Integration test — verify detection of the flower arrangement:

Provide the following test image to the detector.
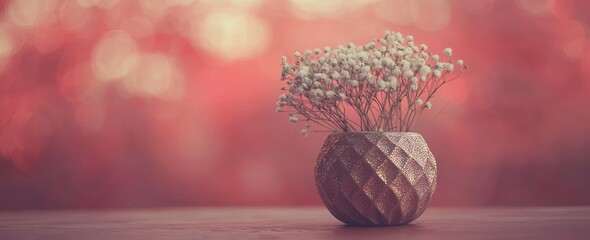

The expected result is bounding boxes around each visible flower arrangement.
[276,31,466,135]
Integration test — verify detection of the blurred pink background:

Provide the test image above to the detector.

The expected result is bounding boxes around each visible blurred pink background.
[1,0,590,210]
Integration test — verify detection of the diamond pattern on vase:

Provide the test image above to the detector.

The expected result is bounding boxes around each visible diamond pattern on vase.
[315,132,437,226]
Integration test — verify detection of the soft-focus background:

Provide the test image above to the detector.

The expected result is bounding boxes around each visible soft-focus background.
[1,0,589,210]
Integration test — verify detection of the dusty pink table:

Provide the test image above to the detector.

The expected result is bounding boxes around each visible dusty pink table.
[1,207,589,239]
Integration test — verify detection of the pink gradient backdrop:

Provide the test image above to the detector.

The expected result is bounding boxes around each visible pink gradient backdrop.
[1,0,590,209]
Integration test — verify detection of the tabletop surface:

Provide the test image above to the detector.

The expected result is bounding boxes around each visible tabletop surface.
[1,207,589,240]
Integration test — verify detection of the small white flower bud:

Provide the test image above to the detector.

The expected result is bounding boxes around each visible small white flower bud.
[324,47,331,53]
[416,99,423,105]
[314,48,321,54]
[404,70,414,78]
[406,35,414,42]
[348,59,356,66]
[410,83,418,91]
[294,51,301,58]
[373,51,381,58]
[367,75,376,84]
[387,76,398,86]
[420,52,428,60]
[420,44,428,51]
[443,48,452,57]
[404,48,413,56]
[300,128,308,137]
[314,89,324,97]
[325,90,336,98]
[425,101,432,109]
[377,80,386,90]
[433,69,441,77]
[342,71,351,80]
[445,63,454,72]
[332,71,340,79]
[457,59,464,66]
[372,59,380,68]
[351,80,359,87]
[432,54,439,61]
[289,115,299,123]
[338,92,346,99]
[330,58,338,65]
[419,65,431,75]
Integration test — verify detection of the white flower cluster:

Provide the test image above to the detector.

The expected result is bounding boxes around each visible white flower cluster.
[277,31,466,134]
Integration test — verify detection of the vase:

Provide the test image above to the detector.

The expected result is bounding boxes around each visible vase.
[315,132,437,226]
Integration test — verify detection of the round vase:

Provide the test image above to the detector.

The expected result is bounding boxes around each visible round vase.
[315,132,437,226]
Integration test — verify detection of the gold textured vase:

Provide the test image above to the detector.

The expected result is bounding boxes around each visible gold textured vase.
[315,132,437,226]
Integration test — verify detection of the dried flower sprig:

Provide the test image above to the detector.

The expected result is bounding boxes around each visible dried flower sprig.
[276,31,466,135]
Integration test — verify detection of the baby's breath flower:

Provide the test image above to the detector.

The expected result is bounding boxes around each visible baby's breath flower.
[277,30,465,134]
[331,71,340,79]
[443,48,452,57]
[377,80,387,90]
[404,70,414,78]
[419,65,431,75]
[325,90,336,99]
[433,69,442,77]
[387,76,397,84]
[445,63,454,72]
[300,128,309,137]
[313,89,324,97]
[289,115,299,123]
[420,52,428,60]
